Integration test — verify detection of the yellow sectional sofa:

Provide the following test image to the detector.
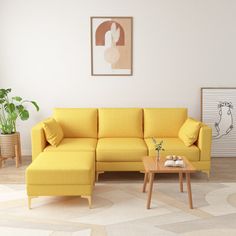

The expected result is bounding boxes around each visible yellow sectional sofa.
[27,107,212,208]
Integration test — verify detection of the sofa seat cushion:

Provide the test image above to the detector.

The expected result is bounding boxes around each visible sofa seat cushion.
[96,138,147,162]
[44,138,97,152]
[145,138,199,162]
[26,152,94,185]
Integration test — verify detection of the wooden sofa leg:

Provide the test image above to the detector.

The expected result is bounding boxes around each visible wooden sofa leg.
[28,196,38,209]
[81,195,92,208]
[28,197,32,209]
[202,170,210,179]
[96,171,104,182]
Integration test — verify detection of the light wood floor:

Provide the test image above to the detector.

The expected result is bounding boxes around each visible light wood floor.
[0,156,236,183]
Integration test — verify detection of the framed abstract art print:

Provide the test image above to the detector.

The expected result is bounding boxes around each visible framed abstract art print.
[90,16,133,76]
[201,87,236,157]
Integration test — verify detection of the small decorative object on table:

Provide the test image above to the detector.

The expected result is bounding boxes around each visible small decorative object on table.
[164,155,185,167]
[152,138,165,162]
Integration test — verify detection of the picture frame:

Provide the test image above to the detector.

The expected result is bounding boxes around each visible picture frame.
[90,16,133,76]
[201,87,236,157]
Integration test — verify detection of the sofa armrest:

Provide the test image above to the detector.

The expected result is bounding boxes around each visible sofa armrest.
[31,120,48,161]
[196,124,212,161]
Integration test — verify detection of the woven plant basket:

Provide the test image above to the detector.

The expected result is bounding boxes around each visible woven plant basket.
[0,132,19,158]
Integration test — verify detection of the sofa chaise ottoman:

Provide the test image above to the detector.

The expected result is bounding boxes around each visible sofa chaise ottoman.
[26,151,94,209]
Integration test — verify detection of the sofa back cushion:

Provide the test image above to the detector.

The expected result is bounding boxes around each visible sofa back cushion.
[98,108,143,138]
[144,108,187,138]
[53,108,97,138]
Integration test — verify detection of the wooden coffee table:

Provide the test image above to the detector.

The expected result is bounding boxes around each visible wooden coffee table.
[142,156,196,209]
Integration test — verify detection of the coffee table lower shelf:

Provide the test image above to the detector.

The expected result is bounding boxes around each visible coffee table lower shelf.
[142,156,196,209]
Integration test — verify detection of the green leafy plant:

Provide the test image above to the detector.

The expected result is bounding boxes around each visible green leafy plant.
[0,88,39,134]
[152,138,165,160]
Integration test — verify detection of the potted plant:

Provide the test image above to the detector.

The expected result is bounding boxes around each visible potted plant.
[0,88,39,167]
[152,138,165,162]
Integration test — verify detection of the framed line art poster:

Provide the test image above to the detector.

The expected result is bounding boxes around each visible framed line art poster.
[90,16,133,76]
[201,87,236,157]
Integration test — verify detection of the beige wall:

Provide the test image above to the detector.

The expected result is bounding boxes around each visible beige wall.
[0,0,236,154]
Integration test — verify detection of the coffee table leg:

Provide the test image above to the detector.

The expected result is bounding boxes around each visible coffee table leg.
[143,172,148,193]
[179,172,183,192]
[147,173,154,209]
[186,172,193,209]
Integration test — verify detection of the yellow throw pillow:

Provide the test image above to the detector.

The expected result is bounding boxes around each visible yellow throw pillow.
[178,118,201,147]
[43,118,64,147]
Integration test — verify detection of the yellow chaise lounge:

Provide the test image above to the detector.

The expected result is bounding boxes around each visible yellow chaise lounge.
[26,108,97,208]
[26,108,212,208]
[26,152,94,209]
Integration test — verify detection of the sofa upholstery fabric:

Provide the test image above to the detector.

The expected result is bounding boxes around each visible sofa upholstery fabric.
[178,118,201,147]
[96,138,147,162]
[144,108,187,138]
[53,108,97,138]
[43,118,64,147]
[44,138,97,152]
[26,152,94,185]
[145,138,200,162]
[98,108,143,138]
